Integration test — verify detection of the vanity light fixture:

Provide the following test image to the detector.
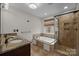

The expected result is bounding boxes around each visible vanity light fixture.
[64,6,68,9]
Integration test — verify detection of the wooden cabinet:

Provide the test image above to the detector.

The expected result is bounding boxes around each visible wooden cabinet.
[0,43,31,56]
[58,11,79,49]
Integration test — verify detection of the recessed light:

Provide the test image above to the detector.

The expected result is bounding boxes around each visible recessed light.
[64,6,68,9]
[4,3,9,9]
[44,13,47,15]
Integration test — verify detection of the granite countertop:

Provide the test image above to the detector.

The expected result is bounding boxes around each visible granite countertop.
[0,39,31,54]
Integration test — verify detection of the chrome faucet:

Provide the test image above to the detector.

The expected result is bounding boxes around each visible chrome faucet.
[4,35,9,47]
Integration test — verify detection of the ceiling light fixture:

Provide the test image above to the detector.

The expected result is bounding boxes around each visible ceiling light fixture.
[26,3,40,9]
[44,13,47,15]
[4,3,9,9]
[29,4,37,9]
[64,6,68,9]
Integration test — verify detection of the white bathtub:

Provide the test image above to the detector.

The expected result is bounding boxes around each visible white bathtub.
[33,36,57,51]
[38,36,57,45]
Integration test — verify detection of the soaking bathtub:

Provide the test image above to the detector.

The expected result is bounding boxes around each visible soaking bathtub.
[33,36,57,51]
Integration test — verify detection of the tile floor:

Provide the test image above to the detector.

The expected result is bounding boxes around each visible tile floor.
[31,44,63,56]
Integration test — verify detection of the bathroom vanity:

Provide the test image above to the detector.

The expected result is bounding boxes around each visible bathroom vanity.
[0,43,30,56]
[0,33,31,56]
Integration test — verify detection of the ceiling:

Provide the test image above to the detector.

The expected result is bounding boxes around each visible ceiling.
[3,3,78,19]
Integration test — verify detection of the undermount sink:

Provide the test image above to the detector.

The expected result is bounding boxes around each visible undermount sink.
[5,36,23,44]
[9,40,23,44]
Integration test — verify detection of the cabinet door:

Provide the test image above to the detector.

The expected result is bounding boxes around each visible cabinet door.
[58,13,75,48]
